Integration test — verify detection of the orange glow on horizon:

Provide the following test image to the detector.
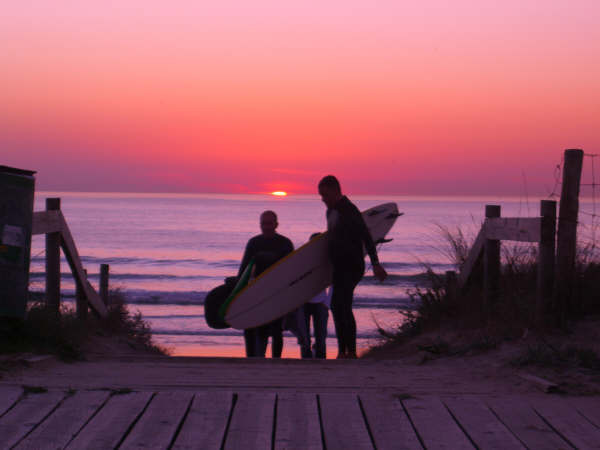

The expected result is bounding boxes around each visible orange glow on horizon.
[271,191,288,197]
[2,2,599,195]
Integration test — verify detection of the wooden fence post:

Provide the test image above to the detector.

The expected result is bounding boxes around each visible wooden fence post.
[555,149,584,323]
[76,269,88,321]
[100,264,109,306]
[536,200,556,326]
[484,205,501,319]
[45,198,61,314]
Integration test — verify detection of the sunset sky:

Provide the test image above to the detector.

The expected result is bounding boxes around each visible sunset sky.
[2,1,599,195]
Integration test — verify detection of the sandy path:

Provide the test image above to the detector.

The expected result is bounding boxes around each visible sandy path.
[2,352,541,396]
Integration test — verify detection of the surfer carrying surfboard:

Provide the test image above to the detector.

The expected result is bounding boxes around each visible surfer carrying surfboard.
[237,210,294,357]
[318,175,388,359]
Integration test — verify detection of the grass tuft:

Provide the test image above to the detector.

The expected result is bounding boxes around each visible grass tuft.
[0,289,166,360]
[99,289,166,355]
[511,342,600,371]
[365,223,600,358]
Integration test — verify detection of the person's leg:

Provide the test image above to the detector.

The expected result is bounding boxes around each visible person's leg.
[257,325,268,357]
[295,306,312,359]
[329,282,347,357]
[344,298,357,357]
[244,328,256,357]
[337,282,354,357]
[283,309,302,356]
[271,331,283,358]
[345,265,364,358]
[301,304,314,358]
[313,304,329,359]
[332,263,363,358]
[303,304,312,340]
[270,318,283,358]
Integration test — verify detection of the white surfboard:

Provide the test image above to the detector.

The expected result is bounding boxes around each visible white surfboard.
[224,202,401,330]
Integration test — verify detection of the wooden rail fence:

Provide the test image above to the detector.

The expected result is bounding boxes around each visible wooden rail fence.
[454,149,584,325]
[454,200,556,323]
[32,198,108,318]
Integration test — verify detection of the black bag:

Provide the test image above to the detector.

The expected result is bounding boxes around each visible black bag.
[203,277,237,329]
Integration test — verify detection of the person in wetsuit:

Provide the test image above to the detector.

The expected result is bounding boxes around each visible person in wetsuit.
[304,232,331,359]
[317,175,387,359]
[238,210,294,357]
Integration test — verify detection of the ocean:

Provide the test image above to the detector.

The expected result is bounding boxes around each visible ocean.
[28,192,597,358]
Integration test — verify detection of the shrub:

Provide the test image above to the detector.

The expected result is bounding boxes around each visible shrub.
[369,223,600,355]
[0,289,166,360]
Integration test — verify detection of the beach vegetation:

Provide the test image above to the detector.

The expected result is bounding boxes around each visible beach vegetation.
[365,224,600,358]
[511,342,600,372]
[0,289,167,361]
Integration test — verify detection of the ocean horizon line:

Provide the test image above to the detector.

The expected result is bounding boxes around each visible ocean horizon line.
[33,190,578,203]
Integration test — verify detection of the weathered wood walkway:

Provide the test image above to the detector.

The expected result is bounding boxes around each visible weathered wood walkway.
[1,386,600,449]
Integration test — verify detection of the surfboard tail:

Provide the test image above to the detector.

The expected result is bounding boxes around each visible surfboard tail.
[218,259,255,321]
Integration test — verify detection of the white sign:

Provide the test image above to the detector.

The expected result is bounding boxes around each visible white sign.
[2,225,25,247]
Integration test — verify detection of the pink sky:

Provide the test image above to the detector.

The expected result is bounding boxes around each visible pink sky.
[2,1,599,195]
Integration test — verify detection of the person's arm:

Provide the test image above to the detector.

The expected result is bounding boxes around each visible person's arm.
[354,207,387,282]
[353,207,379,265]
[237,239,254,278]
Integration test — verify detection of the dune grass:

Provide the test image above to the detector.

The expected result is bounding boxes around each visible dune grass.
[0,289,166,361]
[366,224,600,357]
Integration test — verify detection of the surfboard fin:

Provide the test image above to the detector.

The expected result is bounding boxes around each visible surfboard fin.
[386,212,404,219]
[375,238,393,244]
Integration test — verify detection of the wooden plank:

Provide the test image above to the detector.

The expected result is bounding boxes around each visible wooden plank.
[319,393,372,450]
[32,210,62,235]
[99,263,109,305]
[120,391,192,450]
[536,200,557,325]
[0,386,22,417]
[359,394,421,450]
[15,390,109,450]
[0,391,65,449]
[46,199,62,313]
[484,205,501,316]
[484,217,541,242]
[275,393,322,450]
[458,227,485,288]
[443,397,524,449]
[171,391,233,450]
[58,212,108,317]
[486,397,570,449]
[66,391,153,449]
[532,397,600,449]
[76,268,88,321]
[403,397,473,449]
[555,148,584,323]
[570,397,600,429]
[225,392,276,450]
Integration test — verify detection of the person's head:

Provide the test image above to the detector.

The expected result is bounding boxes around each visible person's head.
[318,175,342,209]
[260,210,278,237]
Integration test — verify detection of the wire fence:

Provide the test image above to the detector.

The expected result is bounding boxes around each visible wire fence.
[548,151,599,259]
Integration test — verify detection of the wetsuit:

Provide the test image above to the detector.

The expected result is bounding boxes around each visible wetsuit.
[238,233,294,357]
[326,196,379,356]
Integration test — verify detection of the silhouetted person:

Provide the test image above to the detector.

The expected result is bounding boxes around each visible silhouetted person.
[318,175,387,358]
[238,210,293,357]
[304,232,331,359]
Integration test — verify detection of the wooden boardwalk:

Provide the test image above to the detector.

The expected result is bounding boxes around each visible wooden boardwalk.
[1,386,600,449]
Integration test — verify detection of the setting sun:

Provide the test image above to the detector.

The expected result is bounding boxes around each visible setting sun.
[271,191,288,197]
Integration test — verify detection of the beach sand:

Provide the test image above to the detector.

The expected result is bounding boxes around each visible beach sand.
[2,321,599,397]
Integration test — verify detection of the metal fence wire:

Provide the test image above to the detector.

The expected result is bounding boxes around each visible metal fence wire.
[548,152,599,256]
